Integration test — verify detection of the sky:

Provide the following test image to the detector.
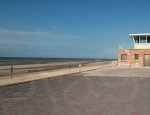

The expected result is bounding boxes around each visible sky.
[0,0,150,59]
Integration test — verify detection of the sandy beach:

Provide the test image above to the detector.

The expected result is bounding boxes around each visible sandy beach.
[0,59,113,78]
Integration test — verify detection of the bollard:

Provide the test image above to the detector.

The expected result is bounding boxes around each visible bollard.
[11,66,13,78]
[79,64,82,72]
[26,66,28,73]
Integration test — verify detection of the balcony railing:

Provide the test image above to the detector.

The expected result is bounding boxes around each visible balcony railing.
[118,44,133,50]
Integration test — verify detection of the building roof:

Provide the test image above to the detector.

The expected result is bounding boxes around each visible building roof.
[129,33,150,37]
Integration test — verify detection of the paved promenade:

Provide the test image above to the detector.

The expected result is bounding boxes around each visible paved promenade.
[0,67,150,115]
[83,66,150,77]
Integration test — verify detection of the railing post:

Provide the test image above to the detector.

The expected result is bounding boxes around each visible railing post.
[11,66,13,79]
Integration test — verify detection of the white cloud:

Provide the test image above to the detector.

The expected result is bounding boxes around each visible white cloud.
[0,28,84,49]
[0,28,82,41]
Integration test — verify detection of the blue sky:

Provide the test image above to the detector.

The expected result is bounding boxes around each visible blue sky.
[0,0,150,58]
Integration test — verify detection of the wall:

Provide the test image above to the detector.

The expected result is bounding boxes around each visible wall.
[134,44,150,49]
[118,49,150,67]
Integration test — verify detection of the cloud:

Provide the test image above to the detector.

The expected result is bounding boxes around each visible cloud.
[0,28,116,58]
[0,28,84,50]
[0,29,88,57]
[0,28,81,41]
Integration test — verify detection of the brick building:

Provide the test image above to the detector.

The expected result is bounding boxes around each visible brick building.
[118,33,150,67]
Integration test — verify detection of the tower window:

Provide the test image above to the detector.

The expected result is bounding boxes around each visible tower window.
[140,36,146,43]
[134,36,139,43]
[147,36,150,43]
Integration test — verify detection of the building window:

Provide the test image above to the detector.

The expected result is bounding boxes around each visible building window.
[147,36,150,43]
[121,54,128,60]
[140,36,146,43]
[134,36,139,43]
[135,54,139,60]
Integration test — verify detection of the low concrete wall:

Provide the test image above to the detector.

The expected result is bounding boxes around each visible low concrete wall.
[112,60,118,66]
[0,61,117,87]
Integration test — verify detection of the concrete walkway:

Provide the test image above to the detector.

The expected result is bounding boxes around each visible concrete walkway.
[1,65,150,115]
[0,63,115,87]
[83,66,150,77]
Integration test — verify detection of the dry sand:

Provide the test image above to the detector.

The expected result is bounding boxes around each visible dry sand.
[0,61,115,87]
[0,60,113,78]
